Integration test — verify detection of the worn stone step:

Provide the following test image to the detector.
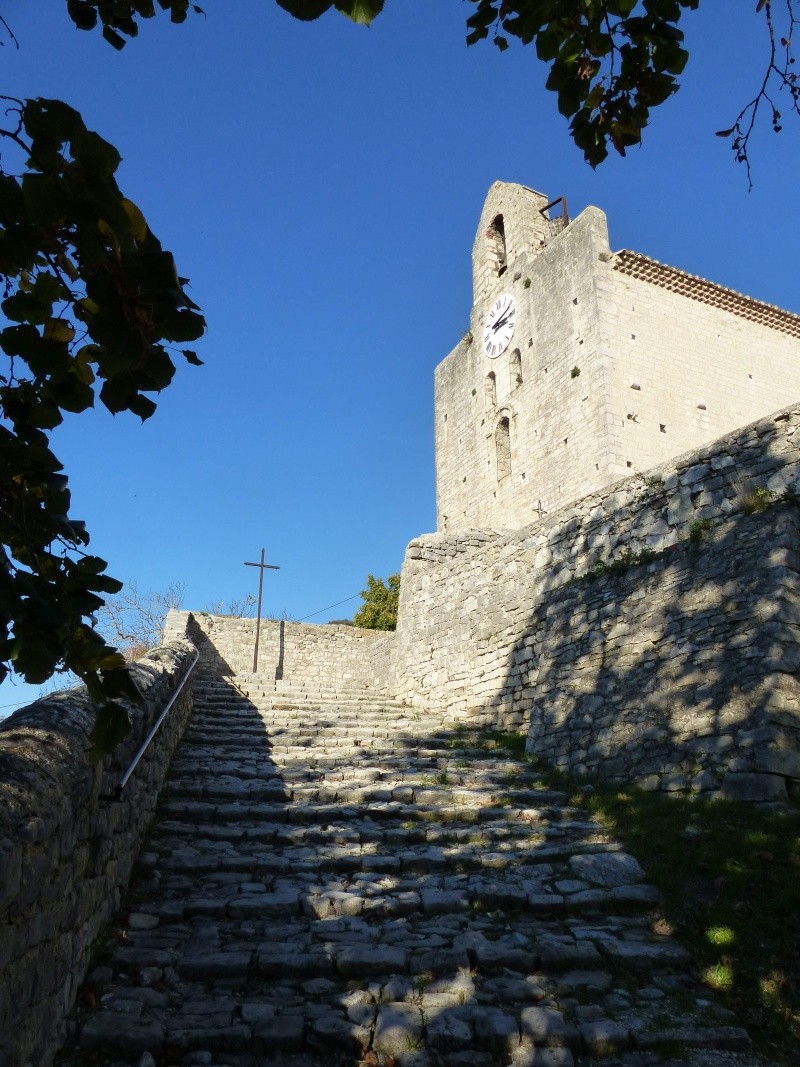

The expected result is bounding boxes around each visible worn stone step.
[193,695,412,712]
[107,916,686,983]
[155,802,591,838]
[151,813,606,842]
[60,679,755,1067]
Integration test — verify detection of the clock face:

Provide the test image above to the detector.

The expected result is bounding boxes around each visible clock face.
[483,293,517,359]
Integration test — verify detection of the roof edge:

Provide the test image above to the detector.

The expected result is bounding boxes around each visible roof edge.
[612,250,800,340]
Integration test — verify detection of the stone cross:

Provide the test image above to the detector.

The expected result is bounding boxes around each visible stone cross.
[244,547,280,672]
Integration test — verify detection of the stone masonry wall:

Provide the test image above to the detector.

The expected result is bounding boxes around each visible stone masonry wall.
[600,258,800,486]
[0,640,196,1067]
[470,182,552,306]
[393,403,800,801]
[164,611,393,694]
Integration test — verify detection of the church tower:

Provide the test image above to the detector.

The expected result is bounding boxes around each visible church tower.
[434,181,616,531]
[434,181,800,532]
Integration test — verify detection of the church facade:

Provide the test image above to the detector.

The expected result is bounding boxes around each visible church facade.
[435,182,800,531]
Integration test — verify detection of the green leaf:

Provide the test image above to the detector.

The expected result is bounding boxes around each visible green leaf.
[0,96,205,704]
[276,0,332,20]
[127,393,158,420]
[535,24,562,62]
[139,347,176,391]
[71,129,122,178]
[181,348,203,366]
[585,83,605,111]
[21,174,66,228]
[23,98,82,145]
[3,291,52,326]
[1,324,44,360]
[102,25,127,49]
[162,309,205,342]
[334,0,384,26]
[122,198,149,242]
[44,318,76,344]
[66,0,98,30]
[10,637,58,684]
[88,701,132,760]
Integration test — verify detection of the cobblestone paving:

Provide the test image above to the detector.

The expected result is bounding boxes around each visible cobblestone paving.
[59,676,770,1067]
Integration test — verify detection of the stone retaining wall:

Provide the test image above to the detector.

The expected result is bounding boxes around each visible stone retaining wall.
[164,611,393,694]
[0,640,196,1067]
[392,403,800,800]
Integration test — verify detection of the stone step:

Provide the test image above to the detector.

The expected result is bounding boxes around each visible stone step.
[129,868,659,924]
[193,690,410,709]
[140,838,628,879]
[167,750,531,771]
[75,961,751,1067]
[179,725,460,742]
[157,797,587,829]
[152,813,605,842]
[107,919,688,982]
[60,680,754,1067]
[161,775,570,807]
[188,699,434,716]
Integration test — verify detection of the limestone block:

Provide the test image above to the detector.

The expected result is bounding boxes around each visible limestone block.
[471,1006,521,1051]
[568,852,645,888]
[427,1009,473,1050]
[373,1004,423,1055]
[579,1020,631,1056]
[721,772,788,801]
[519,1007,579,1048]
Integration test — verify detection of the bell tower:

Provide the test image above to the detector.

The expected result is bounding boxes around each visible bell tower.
[470,182,554,308]
[435,181,800,535]
[434,181,612,533]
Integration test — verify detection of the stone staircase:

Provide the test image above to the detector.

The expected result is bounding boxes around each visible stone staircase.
[58,674,757,1067]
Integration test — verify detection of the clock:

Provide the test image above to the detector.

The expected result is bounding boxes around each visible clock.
[483,293,517,359]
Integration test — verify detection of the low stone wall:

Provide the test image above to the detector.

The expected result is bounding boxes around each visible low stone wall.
[392,403,800,799]
[165,611,394,694]
[0,640,196,1067]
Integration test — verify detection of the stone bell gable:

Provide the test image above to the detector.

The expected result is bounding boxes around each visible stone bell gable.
[435,182,800,532]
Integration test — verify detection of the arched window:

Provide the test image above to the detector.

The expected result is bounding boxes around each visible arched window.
[486,214,507,276]
[510,349,522,389]
[484,371,497,410]
[495,416,511,480]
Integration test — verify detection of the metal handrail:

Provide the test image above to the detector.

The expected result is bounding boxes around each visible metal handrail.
[106,645,199,799]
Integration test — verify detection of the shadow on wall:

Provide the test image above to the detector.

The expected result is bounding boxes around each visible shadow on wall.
[186,613,239,677]
[503,494,800,803]
[276,619,285,681]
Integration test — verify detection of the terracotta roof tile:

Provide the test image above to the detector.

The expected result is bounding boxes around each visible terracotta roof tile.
[612,250,800,340]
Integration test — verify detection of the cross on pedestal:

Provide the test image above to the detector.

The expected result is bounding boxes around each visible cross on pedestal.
[244,547,280,672]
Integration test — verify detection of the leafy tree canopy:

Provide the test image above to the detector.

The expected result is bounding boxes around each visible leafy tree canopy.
[289,0,800,174]
[353,573,400,631]
[65,1,800,176]
[0,94,204,737]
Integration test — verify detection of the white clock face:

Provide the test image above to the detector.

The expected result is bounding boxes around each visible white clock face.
[483,293,517,359]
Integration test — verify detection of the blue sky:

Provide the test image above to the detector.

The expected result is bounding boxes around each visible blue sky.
[2,1,799,713]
